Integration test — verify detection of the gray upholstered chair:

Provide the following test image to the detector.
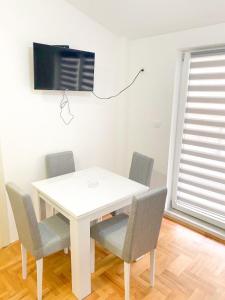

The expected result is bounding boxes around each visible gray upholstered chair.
[45,151,75,178]
[113,152,154,216]
[129,152,154,187]
[45,151,75,254]
[91,187,167,300]
[6,183,70,300]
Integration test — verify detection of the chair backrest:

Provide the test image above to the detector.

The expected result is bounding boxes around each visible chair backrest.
[5,183,42,255]
[45,151,75,178]
[129,152,154,187]
[122,187,167,263]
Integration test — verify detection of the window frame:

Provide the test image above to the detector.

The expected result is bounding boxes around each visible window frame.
[168,48,225,230]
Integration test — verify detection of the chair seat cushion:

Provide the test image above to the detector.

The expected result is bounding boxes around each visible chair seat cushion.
[91,214,128,259]
[39,213,70,258]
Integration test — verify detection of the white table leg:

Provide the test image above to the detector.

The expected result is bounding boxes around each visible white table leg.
[33,190,54,220]
[39,198,46,220]
[70,218,91,300]
[90,238,95,273]
[32,188,46,221]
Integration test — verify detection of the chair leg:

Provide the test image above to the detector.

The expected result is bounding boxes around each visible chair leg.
[90,238,95,273]
[135,255,144,262]
[64,248,69,254]
[21,244,27,279]
[124,262,130,300]
[97,216,102,222]
[150,249,156,287]
[36,258,43,300]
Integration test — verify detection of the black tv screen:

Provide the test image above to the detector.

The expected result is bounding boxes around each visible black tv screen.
[33,43,95,91]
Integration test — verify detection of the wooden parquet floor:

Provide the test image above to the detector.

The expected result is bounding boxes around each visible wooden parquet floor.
[0,218,225,299]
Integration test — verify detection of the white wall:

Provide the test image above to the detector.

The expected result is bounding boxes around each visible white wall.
[0,0,128,242]
[3,1,225,243]
[127,23,225,188]
[0,142,9,247]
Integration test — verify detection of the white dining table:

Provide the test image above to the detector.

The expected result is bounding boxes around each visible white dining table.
[32,167,149,300]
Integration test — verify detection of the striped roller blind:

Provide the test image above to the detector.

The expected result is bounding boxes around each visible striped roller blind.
[175,49,225,228]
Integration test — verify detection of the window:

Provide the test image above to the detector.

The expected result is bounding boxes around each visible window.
[171,48,225,229]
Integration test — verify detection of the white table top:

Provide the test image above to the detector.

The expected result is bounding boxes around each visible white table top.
[32,167,149,219]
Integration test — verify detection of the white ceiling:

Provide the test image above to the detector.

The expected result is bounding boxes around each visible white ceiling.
[67,0,225,39]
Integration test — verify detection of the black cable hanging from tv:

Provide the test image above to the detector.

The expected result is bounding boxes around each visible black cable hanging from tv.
[92,68,144,100]
[60,68,144,125]
[60,90,74,125]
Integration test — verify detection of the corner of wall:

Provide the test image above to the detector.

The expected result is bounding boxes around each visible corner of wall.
[0,145,10,248]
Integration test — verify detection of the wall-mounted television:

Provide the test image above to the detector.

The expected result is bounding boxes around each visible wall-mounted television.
[33,43,95,91]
